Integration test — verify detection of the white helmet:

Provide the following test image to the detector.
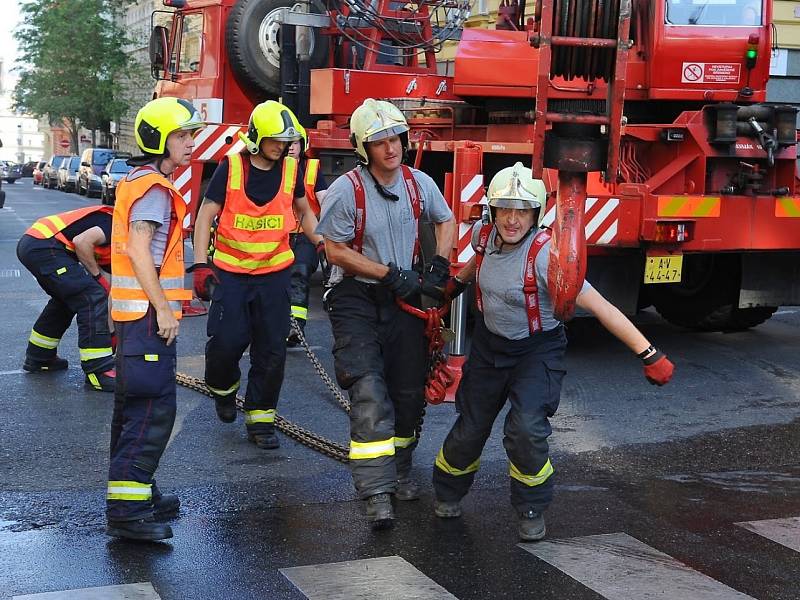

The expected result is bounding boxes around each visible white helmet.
[349,98,409,164]
[487,162,547,227]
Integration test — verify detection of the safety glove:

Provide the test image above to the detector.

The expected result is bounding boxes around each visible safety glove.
[316,241,332,285]
[421,255,451,300]
[186,263,219,301]
[93,272,111,294]
[381,262,422,300]
[442,276,468,302]
[641,347,674,386]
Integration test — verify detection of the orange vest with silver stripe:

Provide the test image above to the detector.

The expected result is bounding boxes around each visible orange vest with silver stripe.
[293,158,321,233]
[110,170,191,322]
[213,153,297,275]
[25,205,114,267]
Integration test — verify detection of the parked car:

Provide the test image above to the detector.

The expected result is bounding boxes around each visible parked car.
[77,148,130,197]
[32,160,46,185]
[1,162,22,183]
[22,161,38,177]
[100,158,132,205]
[42,155,70,189]
[57,155,81,192]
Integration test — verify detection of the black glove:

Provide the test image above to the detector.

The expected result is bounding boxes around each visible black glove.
[316,241,332,284]
[381,262,422,299]
[421,255,451,300]
[443,276,468,302]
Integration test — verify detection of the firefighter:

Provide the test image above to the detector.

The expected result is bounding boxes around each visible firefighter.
[191,100,321,450]
[432,163,675,541]
[286,123,329,346]
[316,98,456,530]
[17,205,116,391]
[105,97,202,541]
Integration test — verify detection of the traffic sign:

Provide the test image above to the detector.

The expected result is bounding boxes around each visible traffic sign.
[58,139,70,149]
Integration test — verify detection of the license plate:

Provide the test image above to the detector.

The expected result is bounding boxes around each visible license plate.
[644,255,682,284]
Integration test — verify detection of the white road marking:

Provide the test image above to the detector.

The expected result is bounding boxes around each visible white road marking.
[13,582,161,599]
[520,532,754,599]
[280,556,458,600]
[735,517,800,553]
[774,310,798,316]
[0,369,25,375]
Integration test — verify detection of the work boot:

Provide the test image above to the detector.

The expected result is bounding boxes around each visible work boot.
[433,499,462,518]
[213,392,237,423]
[23,355,68,373]
[85,369,115,392]
[366,493,394,530]
[153,493,180,520]
[106,517,173,541]
[395,478,420,501]
[518,509,546,542]
[247,430,280,449]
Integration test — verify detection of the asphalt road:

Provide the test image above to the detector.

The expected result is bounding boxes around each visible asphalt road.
[1,178,798,600]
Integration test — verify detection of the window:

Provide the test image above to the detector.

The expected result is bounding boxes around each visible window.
[93,150,115,166]
[179,13,203,73]
[665,0,762,26]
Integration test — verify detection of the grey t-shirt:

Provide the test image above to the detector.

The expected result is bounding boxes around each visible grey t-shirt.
[472,222,593,339]
[127,166,172,267]
[316,166,453,284]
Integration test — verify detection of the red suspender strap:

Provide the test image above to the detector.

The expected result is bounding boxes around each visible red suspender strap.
[473,223,493,313]
[344,169,366,254]
[400,165,422,267]
[523,230,551,334]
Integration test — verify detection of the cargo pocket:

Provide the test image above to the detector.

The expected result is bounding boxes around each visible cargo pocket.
[120,352,177,398]
[543,359,566,417]
[206,284,226,338]
[40,260,92,298]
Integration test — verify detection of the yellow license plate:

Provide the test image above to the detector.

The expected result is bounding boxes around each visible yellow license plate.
[644,255,683,284]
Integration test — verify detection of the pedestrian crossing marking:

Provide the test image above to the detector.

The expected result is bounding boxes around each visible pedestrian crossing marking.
[735,517,800,553]
[520,532,754,599]
[13,582,160,600]
[280,555,458,600]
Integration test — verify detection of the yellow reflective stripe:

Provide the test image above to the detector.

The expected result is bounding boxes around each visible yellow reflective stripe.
[244,409,276,425]
[216,234,280,254]
[30,222,55,238]
[305,159,319,185]
[435,448,480,476]
[394,435,416,449]
[29,329,60,349]
[79,347,113,361]
[229,153,242,190]
[207,380,240,396]
[283,157,297,195]
[509,459,554,487]
[776,197,800,217]
[213,249,294,270]
[46,215,67,230]
[291,305,308,319]
[107,480,152,501]
[349,438,396,460]
[144,354,159,362]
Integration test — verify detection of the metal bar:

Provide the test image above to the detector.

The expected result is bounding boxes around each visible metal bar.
[449,295,468,356]
[546,112,610,125]
[551,35,617,48]
[606,0,632,182]
[532,0,555,178]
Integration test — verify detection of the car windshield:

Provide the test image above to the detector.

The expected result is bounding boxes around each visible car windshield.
[69,157,80,169]
[665,0,762,26]
[37,161,46,168]
[110,160,130,173]
[93,150,115,165]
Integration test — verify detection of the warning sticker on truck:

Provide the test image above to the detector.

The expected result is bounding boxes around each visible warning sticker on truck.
[681,62,741,84]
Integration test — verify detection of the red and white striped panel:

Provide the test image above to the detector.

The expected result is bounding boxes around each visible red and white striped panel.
[456,173,487,264]
[173,123,247,227]
[541,196,619,245]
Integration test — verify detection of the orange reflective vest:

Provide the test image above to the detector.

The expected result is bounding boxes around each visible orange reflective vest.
[292,158,321,233]
[110,169,191,322]
[25,205,114,267]
[213,153,297,275]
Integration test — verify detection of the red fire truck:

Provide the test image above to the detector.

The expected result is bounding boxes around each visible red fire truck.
[150,0,799,336]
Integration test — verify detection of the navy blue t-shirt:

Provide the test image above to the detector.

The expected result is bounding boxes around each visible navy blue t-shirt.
[204,155,325,207]
[61,212,112,246]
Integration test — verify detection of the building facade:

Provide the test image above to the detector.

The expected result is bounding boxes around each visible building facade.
[0,60,44,164]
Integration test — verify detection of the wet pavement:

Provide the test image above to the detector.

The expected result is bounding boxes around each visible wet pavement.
[1,179,798,599]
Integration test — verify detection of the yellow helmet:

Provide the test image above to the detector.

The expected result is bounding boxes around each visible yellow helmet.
[238,100,302,155]
[349,98,409,164]
[487,162,547,227]
[135,97,205,155]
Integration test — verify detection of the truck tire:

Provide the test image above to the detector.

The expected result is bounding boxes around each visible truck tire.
[226,0,329,96]
[652,254,777,332]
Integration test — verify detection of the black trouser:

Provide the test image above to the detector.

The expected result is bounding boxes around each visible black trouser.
[433,319,567,513]
[327,277,427,499]
[204,267,292,434]
[16,235,113,374]
[107,306,177,521]
[288,233,319,328]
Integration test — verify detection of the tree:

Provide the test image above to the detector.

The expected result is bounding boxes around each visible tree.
[13,0,133,153]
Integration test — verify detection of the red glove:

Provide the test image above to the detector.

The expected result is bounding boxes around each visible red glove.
[94,272,111,294]
[642,350,674,386]
[188,263,218,301]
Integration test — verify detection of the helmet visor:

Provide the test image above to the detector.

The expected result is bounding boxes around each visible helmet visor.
[363,124,409,143]
[488,197,542,211]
